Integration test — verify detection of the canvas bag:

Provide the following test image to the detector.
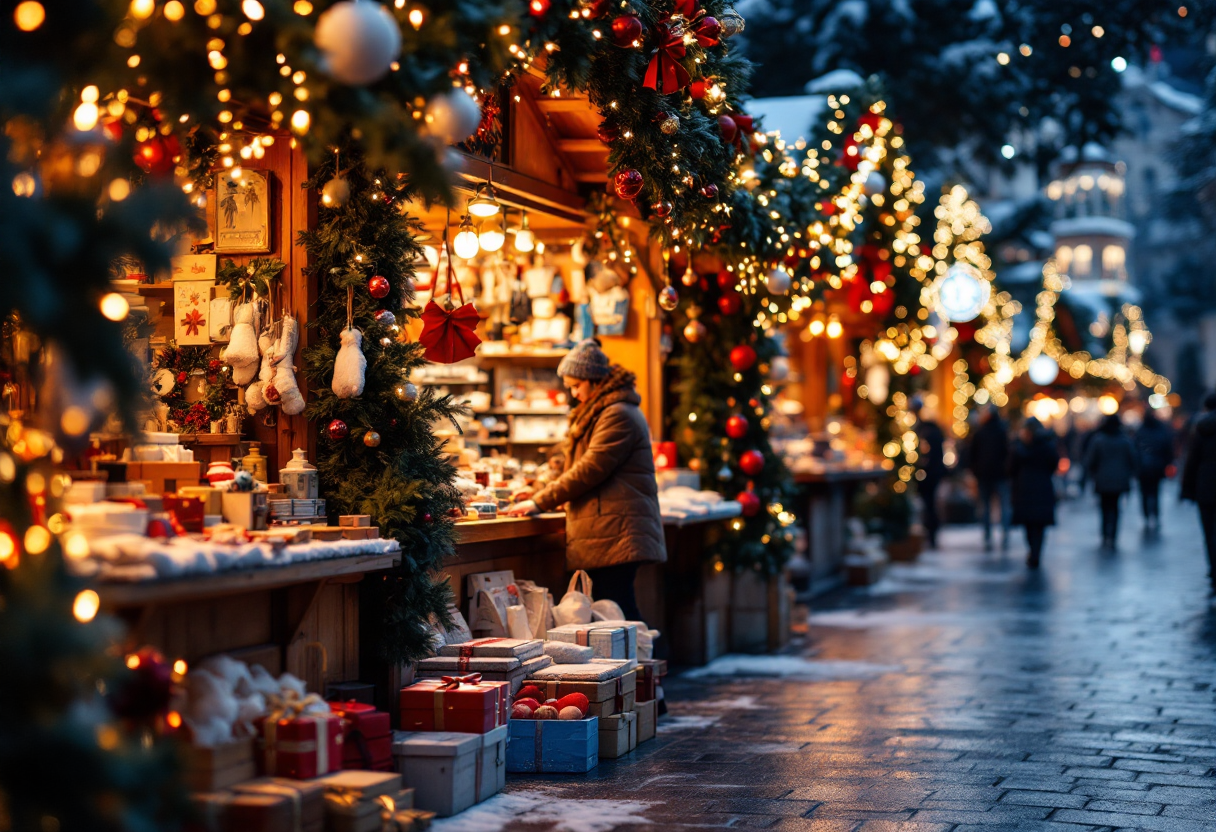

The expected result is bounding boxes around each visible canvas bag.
[552,570,594,626]
[514,579,554,639]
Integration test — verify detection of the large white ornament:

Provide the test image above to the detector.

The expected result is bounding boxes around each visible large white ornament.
[1028,354,1059,386]
[314,0,401,86]
[931,263,990,323]
[863,171,886,195]
[765,267,792,295]
[864,363,890,404]
[425,89,482,145]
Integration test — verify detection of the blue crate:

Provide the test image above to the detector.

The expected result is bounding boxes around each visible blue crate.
[506,717,599,774]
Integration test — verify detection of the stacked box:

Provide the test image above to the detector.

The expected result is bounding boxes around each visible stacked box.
[505,718,599,774]
[546,624,632,660]
[316,770,403,832]
[331,701,393,771]
[414,654,552,696]
[258,713,343,779]
[635,698,657,744]
[598,711,637,759]
[181,738,256,791]
[390,731,480,817]
[399,677,510,734]
[188,781,324,832]
[637,659,667,703]
[525,663,636,717]
[231,779,325,832]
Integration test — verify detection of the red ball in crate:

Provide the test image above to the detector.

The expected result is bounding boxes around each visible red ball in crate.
[326,419,349,441]
[109,647,174,721]
[725,414,749,439]
[739,449,765,476]
[717,292,741,316]
[736,490,761,517]
[368,275,390,299]
[518,685,545,702]
[729,344,757,372]
[555,692,589,713]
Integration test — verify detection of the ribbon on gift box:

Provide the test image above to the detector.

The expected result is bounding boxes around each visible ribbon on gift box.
[430,675,502,731]
[438,673,483,689]
[457,638,506,658]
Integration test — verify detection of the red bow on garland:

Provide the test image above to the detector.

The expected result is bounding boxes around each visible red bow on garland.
[420,228,483,364]
[643,18,691,93]
[731,112,755,150]
[439,673,483,689]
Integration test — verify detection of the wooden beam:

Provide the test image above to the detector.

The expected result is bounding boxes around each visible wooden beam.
[574,171,608,183]
[536,98,591,113]
[557,139,608,153]
[454,153,588,224]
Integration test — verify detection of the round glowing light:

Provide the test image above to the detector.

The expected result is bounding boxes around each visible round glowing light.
[1001,144,1016,159]
[478,219,505,253]
[453,225,480,259]
[1148,393,1168,409]
[242,0,265,19]
[173,659,188,675]
[514,227,535,253]
[63,532,90,560]
[14,1,46,30]
[407,7,423,27]
[1098,395,1119,416]
[164,0,185,20]
[931,263,990,323]
[73,102,100,132]
[826,316,843,339]
[24,525,50,554]
[290,109,310,133]
[100,292,130,321]
[0,532,15,564]
[1111,56,1127,72]
[129,0,155,19]
[808,319,825,337]
[1028,354,1059,386]
[73,589,100,623]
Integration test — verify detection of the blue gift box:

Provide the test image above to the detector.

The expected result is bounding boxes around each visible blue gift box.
[506,718,599,774]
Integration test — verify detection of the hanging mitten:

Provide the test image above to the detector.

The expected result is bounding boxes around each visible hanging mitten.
[273,314,304,416]
[331,327,366,399]
[222,303,260,386]
[245,324,276,412]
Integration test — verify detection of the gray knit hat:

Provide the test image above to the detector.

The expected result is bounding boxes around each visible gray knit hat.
[557,338,610,381]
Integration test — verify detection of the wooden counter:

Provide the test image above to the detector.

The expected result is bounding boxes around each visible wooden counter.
[791,463,887,592]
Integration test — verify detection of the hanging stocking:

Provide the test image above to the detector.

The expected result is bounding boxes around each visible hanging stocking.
[222,302,260,386]
[245,321,277,413]
[332,287,366,399]
[272,313,305,416]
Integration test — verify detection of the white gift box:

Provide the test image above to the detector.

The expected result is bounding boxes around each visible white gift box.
[527,659,631,682]
[391,731,481,817]
[437,638,544,661]
[587,620,642,660]
[547,623,630,660]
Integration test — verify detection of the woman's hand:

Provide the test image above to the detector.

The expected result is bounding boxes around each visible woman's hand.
[505,500,539,517]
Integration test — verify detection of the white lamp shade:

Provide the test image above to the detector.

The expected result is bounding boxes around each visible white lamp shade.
[453,229,480,259]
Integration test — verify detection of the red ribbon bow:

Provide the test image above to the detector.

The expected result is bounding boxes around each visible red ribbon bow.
[439,673,483,689]
[419,300,482,363]
[643,19,691,93]
[728,111,755,153]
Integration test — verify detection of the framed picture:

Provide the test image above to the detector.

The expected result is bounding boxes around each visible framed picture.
[214,169,272,253]
[174,276,215,346]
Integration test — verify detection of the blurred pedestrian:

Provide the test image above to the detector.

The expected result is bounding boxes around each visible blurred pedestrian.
[1010,416,1059,569]
[1134,409,1174,532]
[910,396,946,548]
[1084,413,1138,550]
[969,405,1011,551]
[1181,392,1216,593]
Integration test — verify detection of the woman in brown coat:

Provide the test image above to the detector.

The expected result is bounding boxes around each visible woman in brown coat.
[506,339,666,619]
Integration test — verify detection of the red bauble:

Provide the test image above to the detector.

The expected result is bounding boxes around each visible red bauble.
[423,512,433,523]
[718,292,741,316]
[611,14,643,46]
[736,490,761,517]
[716,269,734,290]
[717,115,738,143]
[614,168,644,200]
[739,450,765,477]
[700,183,719,199]
[725,414,749,439]
[909,365,922,376]
[587,0,612,17]
[134,134,181,177]
[327,419,349,441]
[651,200,672,218]
[528,0,550,15]
[109,647,174,721]
[368,275,390,299]
[690,79,709,100]
[597,119,619,144]
[729,344,758,372]
[102,119,124,143]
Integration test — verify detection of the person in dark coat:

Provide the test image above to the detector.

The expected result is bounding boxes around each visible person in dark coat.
[1181,392,1216,592]
[1084,413,1138,550]
[1010,417,1059,569]
[968,405,1010,550]
[911,396,947,548]
[1134,409,1175,531]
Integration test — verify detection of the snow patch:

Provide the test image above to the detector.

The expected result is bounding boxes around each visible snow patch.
[683,654,900,680]
[657,714,722,732]
[804,69,866,95]
[749,95,828,146]
[696,695,764,710]
[431,790,654,832]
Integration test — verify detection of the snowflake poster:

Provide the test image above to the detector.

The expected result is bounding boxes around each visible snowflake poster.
[215,169,272,253]
[173,274,215,346]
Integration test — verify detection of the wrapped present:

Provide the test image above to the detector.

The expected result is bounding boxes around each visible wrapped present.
[179,485,223,515]
[528,659,631,681]
[388,807,435,831]
[181,737,256,791]
[437,637,544,661]
[473,724,508,803]
[547,624,630,660]
[231,778,325,832]
[399,674,509,734]
[598,711,637,759]
[391,731,481,817]
[187,789,314,832]
[162,493,205,532]
[415,655,552,697]
[505,718,599,774]
[317,770,404,832]
[635,698,657,744]
[331,701,392,771]
[414,655,520,675]
[523,668,636,718]
[637,659,667,703]
[587,620,646,659]
[260,711,343,779]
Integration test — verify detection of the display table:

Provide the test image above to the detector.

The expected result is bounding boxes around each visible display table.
[792,464,887,592]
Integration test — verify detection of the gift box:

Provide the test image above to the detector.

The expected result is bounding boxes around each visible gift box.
[332,700,393,771]
[260,713,343,779]
[399,675,509,734]
[635,698,657,744]
[317,770,404,832]
[637,659,667,703]
[414,654,520,675]
[182,738,256,791]
[547,624,630,660]
[188,788,320,832]
[231,778,325,832]
[587,620,643,659]
[179,485,223,516]
[126,460,202,494]
[391,731,480,817]
[505,718,599,774]
[221,490,269,531]
[524,668,637,718]
[415,655,552,697]
[473,724,508,803]
[326,681,376,705]
[598,710,637,759]
[163,493,205,532]
[437,637,544,661]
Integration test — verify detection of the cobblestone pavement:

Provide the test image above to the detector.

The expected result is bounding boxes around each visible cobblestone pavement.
[438,486,1216,832]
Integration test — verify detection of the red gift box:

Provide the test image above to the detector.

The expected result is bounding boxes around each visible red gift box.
[342,735,393,771]
[331,701,393,771]
[261,713,343,779]
[163,494,205,532]
[399,674,509,734]
[330,701,391,739]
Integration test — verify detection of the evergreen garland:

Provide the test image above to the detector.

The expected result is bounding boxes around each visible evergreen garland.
[300,148,464,665]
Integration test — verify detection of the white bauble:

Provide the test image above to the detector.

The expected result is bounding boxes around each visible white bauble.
[765,267,791,295]
[768,355,790,382]
[863,171,886,195]
[314,0,401,86]
[1028,354,1059,386]
[426,90,482,145]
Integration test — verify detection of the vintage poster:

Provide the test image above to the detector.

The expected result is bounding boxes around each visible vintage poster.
[173,276,215,346]
[215,169,272,253]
